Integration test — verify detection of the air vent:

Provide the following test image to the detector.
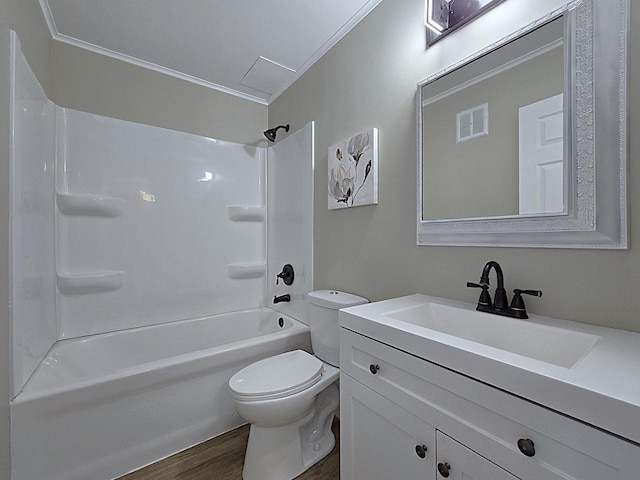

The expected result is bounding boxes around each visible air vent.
[457,103,488,142]
[240,56,296,95]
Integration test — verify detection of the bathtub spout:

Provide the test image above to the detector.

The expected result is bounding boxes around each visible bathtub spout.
[273,294,291,304]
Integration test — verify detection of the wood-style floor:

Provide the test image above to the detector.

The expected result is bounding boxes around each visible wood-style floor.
[118,421,340,480]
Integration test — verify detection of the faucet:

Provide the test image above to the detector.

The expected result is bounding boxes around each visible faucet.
[480,260,508,310]
[273,294,291,304]
[467,261,541,319]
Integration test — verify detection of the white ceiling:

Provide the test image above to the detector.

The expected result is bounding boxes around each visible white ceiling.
[39,0,382,105]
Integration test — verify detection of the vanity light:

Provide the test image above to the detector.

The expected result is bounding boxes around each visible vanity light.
[424,0,450,34]
[425,0,506,45]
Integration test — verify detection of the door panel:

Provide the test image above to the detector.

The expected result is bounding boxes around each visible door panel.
[436,431,520,480]
[341,374,436,480]
[518,93,564,214]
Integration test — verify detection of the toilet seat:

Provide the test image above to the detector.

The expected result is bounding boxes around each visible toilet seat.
[229,350,324,401]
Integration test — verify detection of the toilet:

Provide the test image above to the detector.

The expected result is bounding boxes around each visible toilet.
[228,290,368,480]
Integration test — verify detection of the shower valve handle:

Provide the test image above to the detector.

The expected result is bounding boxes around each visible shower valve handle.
[276,264,294,286]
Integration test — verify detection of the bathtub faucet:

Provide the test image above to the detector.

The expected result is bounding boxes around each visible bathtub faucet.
[273,294,291,304]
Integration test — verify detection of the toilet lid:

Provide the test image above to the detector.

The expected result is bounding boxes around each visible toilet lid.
[229,350,324,400]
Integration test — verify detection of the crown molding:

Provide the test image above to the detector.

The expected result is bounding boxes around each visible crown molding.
[38,0,268,105]
[54,33,270,105]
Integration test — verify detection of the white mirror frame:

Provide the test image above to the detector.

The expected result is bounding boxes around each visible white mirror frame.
[417,0,628,249]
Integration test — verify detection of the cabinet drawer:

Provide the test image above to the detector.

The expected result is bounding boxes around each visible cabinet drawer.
[340,328,640,480]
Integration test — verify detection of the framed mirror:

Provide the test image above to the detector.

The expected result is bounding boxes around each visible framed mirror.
[417,0,628,248]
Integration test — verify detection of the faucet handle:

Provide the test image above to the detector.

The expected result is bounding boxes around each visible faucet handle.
[515,289,542,297]
[276,264,294,286]
[467,282,492,307]
[510,289,542,319]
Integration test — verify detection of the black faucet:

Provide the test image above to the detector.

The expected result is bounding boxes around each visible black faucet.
[273,294,291,304]
[481,260,508,310]
[467,261,541,319]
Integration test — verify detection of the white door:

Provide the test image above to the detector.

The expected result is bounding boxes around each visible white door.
[436,431,521,480]
[340,374,437,480]
[518,93,564,215]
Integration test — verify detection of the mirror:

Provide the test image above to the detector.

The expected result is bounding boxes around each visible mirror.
[417,0,628,248]
[422,17,565,220]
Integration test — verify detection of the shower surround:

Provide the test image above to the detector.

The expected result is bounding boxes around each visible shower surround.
[10,32,314,480]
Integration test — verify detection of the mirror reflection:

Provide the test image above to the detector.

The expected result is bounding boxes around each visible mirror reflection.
[421,17,565,221]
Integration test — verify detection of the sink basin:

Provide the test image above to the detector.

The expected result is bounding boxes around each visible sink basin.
[382,301,600,368]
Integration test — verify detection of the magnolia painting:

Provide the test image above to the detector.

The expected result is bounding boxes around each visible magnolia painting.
[328,128,378,210]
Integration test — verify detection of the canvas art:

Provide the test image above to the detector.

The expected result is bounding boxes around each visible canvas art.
[327,128,378,210]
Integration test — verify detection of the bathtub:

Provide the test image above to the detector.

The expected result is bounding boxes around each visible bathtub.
[11,308,311,480]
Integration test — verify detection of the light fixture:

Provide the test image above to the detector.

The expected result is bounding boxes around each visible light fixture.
[425,0,450,34]
[425,0,507,45]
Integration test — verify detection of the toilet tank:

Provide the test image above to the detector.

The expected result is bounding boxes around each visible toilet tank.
[308,290,368,367]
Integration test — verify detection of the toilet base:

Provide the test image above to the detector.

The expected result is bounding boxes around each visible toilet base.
[242,384,339,480]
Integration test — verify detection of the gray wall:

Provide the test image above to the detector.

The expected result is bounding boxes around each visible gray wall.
[51,42,268,145]
[0,0,52,476]
[269,0,640,333]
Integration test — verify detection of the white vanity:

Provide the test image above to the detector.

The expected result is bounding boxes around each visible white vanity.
[339,295,640,479]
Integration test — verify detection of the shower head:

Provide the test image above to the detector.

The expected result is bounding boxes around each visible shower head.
[263,124,290,142]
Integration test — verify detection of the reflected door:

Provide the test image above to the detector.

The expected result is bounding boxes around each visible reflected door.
[518,93,564,214]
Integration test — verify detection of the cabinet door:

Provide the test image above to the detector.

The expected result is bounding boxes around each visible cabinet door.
[341,373,436,480]
[436,431,520,480]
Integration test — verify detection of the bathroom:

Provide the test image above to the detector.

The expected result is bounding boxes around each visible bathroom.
[0,0,639,479]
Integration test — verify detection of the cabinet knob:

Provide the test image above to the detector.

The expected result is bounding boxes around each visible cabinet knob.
[415,444,427,458]
[437,462,451,477]
[517,438,536,457]
[369,364,380,375]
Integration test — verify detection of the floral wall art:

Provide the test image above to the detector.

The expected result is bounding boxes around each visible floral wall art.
[328,128,378,209]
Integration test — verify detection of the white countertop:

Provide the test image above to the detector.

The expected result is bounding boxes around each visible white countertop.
[339,294,640,445]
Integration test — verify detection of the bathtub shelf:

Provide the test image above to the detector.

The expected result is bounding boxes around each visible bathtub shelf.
[57,271,125,295]
[227,205,266,222]
[57,191,126,217]
[227,263,266,280]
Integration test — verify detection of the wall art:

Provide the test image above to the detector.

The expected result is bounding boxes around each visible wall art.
[328,127,378,209]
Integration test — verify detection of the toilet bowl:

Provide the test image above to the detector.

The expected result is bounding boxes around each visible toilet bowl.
[228,290,367,480]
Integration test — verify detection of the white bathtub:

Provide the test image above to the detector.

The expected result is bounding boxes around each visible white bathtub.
[11,308,311,480]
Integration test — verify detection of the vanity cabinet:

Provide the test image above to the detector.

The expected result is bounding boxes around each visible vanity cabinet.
[340,328,640,480]
[341,374,436,480]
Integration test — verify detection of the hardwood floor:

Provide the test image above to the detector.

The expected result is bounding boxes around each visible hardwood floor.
[118,421,340,480]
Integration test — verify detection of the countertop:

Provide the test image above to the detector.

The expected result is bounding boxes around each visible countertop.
[339,294,640,445]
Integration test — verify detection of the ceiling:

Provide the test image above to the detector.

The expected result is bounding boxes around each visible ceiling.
[39,0,382,105]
